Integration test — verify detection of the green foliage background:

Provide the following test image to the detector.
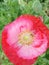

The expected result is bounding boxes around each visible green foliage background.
[0,0,49,65]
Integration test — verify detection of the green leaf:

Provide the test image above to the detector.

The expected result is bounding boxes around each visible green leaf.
[18,0,27,10]
[32,0,42,13]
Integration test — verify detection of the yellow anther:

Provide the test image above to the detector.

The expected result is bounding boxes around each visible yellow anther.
[18,30,34,45]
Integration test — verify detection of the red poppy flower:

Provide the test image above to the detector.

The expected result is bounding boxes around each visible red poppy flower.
[2,14,49,65]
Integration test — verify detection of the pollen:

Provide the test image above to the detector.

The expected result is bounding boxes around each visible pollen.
[18,30,34,45]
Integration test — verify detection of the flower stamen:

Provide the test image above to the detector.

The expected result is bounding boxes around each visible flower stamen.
[18,30,34,45]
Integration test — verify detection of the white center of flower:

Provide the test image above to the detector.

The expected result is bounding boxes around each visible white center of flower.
[18,30,34,45]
